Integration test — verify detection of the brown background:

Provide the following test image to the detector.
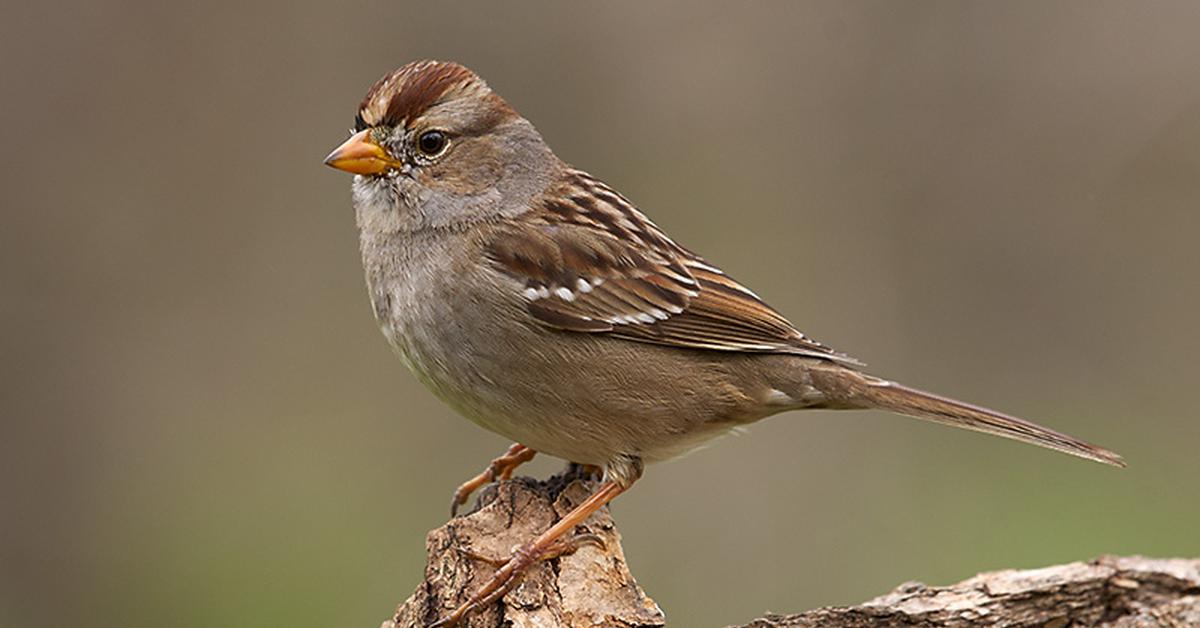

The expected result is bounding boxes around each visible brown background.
[3,2,1198,627]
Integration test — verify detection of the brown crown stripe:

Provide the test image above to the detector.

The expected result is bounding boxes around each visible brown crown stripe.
[356,60,516,129]
[384,62,478,126]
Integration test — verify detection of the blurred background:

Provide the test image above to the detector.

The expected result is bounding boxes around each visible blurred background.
[3,1,1199,626]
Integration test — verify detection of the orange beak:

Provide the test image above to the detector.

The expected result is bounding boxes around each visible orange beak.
[323,130,399,175]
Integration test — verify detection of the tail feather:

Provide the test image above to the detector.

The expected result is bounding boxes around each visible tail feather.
[811,367,1125,467]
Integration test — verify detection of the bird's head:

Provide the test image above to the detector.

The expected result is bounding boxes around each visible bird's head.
[325,61,559,231]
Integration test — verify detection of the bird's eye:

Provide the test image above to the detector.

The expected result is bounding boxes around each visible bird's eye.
[417,130,448,156]
[353,112,368,133]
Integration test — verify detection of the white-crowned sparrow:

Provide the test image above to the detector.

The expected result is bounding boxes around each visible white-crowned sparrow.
[324,60,1123,626]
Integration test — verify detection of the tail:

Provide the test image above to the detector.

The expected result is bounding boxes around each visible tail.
[807,366,1126,468]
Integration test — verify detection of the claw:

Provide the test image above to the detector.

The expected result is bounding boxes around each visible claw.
[453,545,506,568]
[449,444,536,516]
[431,479,630,626]
[542,532,606,559]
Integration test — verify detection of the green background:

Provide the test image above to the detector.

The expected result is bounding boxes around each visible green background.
[3,2,1198,627]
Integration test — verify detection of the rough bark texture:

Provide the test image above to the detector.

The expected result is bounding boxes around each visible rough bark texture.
[386,467,664,628]
[384,470,1197,627]
[734,555,1200,628]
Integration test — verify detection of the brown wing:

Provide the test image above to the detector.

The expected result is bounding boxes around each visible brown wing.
[485,170,862,366]
[486,219,699,333]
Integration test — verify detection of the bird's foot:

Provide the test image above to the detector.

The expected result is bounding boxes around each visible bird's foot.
[453,532,606,567]
[431,479,628,627]
[449,443,536,516]
[432,532,603,627]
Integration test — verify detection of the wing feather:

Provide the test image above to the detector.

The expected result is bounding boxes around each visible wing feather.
[484,171,862,366]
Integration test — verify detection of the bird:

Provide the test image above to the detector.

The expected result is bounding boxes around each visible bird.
[323,60,1124,626]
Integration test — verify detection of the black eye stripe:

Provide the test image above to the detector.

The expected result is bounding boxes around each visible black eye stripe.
[353,112,368,132]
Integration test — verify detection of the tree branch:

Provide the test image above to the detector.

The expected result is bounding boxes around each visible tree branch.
[734,555,1200,627]
[382,469,1198,627]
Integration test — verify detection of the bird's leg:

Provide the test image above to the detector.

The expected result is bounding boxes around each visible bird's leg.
[454,532,606,567]
[431,478,631,627]
[450,443,536,516]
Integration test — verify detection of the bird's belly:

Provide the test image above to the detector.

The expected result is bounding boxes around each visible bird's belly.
[385,316,767,465]
[370,259,777,467]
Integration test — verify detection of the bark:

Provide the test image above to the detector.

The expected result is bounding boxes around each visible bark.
[385,466,664,628]
[382,469,1197,627]
[733,555,1200,627]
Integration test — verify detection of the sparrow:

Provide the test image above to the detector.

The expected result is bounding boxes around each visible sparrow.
[324,60,1124,626]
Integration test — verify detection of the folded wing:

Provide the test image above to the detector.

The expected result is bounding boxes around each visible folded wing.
[484,171,861,366]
